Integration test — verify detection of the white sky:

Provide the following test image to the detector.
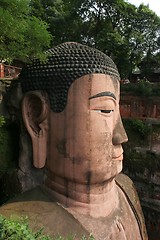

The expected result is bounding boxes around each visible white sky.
[126,0,160,16]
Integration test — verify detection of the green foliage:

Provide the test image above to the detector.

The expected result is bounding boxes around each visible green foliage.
[30,0,66,46]
[138,52,160,79]
[23,0,160,77]
[123,120,160,174]
[123,118,151,141]
[123,148,160,174]
[1,0,159,76]
[0,0,52,63]
[0,215,94,240]
[121,80,160,97]
[136,80,152,96]
[0,215,52,240]
[0,117,7,162]
[0,116,5,128]
[0,127,8,157]
[32,0,160,78]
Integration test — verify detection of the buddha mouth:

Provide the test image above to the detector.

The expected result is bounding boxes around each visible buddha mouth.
[112,153,123,161]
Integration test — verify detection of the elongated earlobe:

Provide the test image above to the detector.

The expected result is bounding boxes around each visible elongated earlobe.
[22,91,49,168]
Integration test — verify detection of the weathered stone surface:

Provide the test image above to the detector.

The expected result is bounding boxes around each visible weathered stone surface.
[0,43,148,239]
[120,95,160,119]
[120,94,160,239]
[0,187,89,239]
[124,171,160,240]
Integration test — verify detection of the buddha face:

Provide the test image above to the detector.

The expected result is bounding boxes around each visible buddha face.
[22,73,128,185]
[45,73,128,184]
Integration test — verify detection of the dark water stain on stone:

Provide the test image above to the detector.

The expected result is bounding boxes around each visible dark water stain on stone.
[86,170,92,203]
[56,139,68,157]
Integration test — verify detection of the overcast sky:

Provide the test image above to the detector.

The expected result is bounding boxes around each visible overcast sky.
[126,0,160,16]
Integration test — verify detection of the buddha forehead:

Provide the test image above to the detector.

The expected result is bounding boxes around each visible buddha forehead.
[20,42,120,112]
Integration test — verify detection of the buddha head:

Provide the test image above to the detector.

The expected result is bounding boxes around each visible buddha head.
[20,42,128,191]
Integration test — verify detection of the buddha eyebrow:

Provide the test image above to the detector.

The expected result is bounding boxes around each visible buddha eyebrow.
[89,91,116,100]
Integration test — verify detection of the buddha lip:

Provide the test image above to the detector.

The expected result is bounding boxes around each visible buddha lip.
[112,154,123,161]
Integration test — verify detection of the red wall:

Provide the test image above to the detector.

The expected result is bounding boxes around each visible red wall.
[120,95,160,119]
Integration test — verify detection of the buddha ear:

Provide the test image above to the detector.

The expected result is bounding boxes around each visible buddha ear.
[22,91,49,168]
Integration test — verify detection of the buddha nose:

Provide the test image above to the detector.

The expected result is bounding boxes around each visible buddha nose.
[112,117,128,145]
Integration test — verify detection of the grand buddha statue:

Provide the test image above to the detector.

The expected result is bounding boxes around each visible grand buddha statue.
[0,42,148,240]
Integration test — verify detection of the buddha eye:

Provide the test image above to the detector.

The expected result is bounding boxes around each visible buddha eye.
[101,110,113,113]
[94,109,114,114]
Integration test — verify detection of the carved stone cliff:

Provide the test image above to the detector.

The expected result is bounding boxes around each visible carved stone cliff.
[120,94,160,240]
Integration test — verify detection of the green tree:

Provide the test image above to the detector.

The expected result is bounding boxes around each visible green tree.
[0,0,52,63]
[30,0,83,45]
[126,4,160,77]
[138,51,160,79]
[21,0,160,78]
[0,116,5,127]
[70,0,160,78]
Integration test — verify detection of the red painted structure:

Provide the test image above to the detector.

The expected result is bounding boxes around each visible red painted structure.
[0,63,21,79]
[120,95,160,120]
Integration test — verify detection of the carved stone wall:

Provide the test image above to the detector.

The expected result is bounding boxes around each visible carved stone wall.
[120,95,160,119]
[121,95,160,239]
[124,170,160,240]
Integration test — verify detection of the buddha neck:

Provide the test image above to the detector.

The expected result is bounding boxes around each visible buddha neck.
[43,171,119,218]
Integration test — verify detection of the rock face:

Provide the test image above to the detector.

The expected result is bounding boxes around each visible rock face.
[0,82,44,204]
[120,95,160,119]
[120,94,160,239]
[123,170,160,240]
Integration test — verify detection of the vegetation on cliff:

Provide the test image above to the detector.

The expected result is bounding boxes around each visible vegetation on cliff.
[0,117,19,179]
[0,0,52,63]
[0,215,94,240]
[123,119,160,174]
[121,80,160,97]
[0,116,5,128]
